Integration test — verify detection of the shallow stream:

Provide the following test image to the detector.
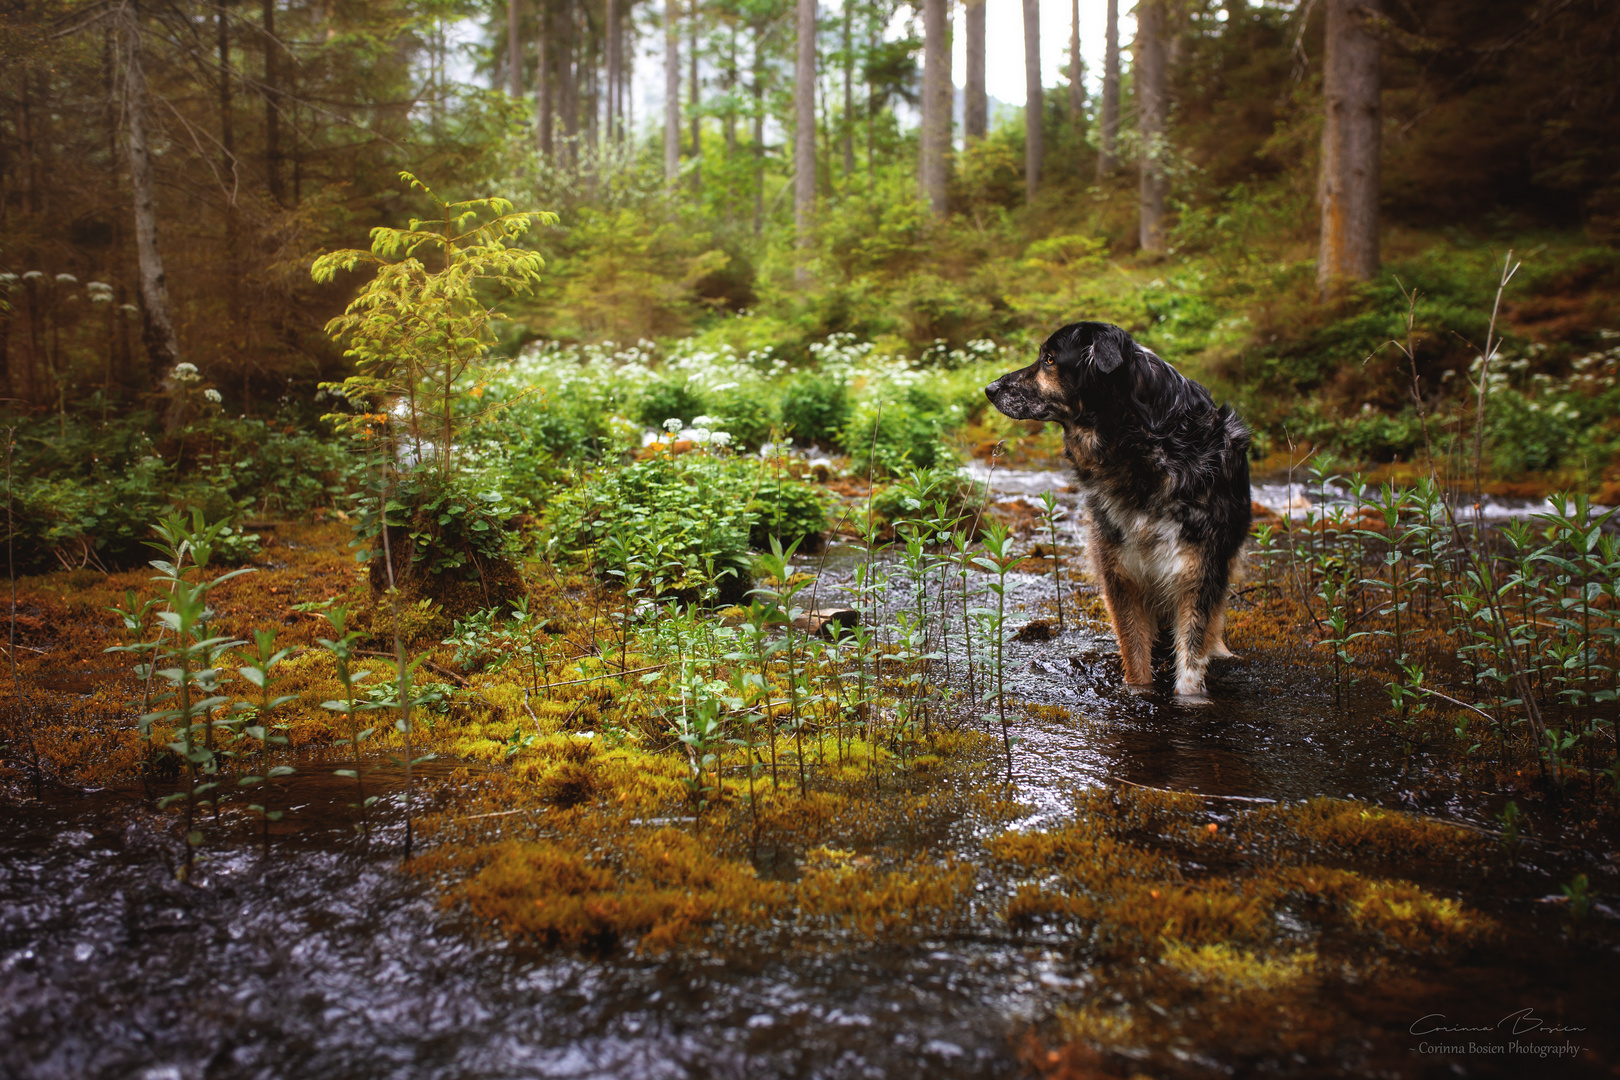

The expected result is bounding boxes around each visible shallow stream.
[3,466,1618,1079]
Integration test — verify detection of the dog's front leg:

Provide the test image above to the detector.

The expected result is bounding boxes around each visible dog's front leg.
[1172,556,1230,700]
[1098,566,1155,688]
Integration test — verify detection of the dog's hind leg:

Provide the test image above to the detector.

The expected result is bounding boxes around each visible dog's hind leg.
[1205,607,1235,659]
[1098,566,1155,688]
[1204,551,1246,660]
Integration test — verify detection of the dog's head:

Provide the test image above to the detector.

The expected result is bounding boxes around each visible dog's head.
[983,321,1202,432]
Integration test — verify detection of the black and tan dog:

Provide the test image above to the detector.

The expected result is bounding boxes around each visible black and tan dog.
[985,321,1251,700]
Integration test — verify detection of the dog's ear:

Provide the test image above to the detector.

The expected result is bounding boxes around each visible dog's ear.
[1089,325,1132,374]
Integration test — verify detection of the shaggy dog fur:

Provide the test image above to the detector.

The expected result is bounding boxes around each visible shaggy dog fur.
[985,321,1252,700]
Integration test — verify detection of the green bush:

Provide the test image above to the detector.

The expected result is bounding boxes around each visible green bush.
[1298,408,1428,463]
[374,468,518,580]
[1484,390,1584,475]
[706,388,777,451]
[842,385,956,478]
[869,464,987,538]
[636,377,707,429]
[4,416,279,572]
[544,452,832,602]
[778,374,851,447]
[748,477,830,553]
[544,452,754,602]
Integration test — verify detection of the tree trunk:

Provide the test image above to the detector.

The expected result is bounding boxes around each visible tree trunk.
[509,0,523,98]
[1136,0,1168,251]
[263,0,282,203]
[217,0,236,184]
[1318,0,1381,297]
[752,32,765,235]
[1023,0,1042,203]
[866,15,877,173]
[1068,0,1085,117]
[665,0,680,184]
[1097,0,1119,178]
[617,1,628,140]
[121,7,182,386]
[963,0,986,142]
[563,2,580,168]
[689,0,701,188]
[725,28,738,156]
[586,8,600,164]
[19,67,41,217]
[537,1,553,158]
[794,0,816,285]
[841,4,853,177]
[605,0,619,140]
[920,0,948,216]
[19,278,39,405]
[218,0,240,393]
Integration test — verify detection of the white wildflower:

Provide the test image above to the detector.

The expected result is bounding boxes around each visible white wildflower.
[203,389,223,404]
[171,362,201,384]
[55,273,78,285]
[710,431,732,448]
[23,270,45,281]
[663,417,683,434]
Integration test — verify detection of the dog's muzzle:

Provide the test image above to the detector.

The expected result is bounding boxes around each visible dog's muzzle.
[984,375,1049,421]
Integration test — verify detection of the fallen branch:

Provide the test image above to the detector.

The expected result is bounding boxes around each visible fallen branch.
[356,649,469,687]
[1414,685,1497,723]
[1114,778,1278,804]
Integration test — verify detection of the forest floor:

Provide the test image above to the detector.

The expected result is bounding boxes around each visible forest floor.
[2,464,1619,1079]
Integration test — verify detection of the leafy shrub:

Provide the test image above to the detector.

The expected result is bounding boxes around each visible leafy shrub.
[869,464,987,538]
[371,468,518,581]
[843,385,957,478]
[893,272,995,347]
[544,452,831,602]
[637,377,707,429]
[5,417,272,572]
[1297,408,1428,463]
[1484,390,1584,475]
[778,374,850,447]
[748,477,830,553]
[1022,234,1108,268]
[707,388,777,451]
[192,419,359,516]
[544,452,755,602]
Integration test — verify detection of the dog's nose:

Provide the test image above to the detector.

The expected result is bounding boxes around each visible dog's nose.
[984,377,1002,401]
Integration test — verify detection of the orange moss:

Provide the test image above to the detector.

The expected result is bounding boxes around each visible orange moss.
[1249,797,1487,861]
[445,828,781,952]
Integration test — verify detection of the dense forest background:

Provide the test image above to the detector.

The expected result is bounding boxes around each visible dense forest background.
[3,0,1619,473]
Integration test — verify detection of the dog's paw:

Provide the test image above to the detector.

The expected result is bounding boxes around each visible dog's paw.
[1207,640,1236,660]
[1123,681,1155,697]
[1173,691,1213,706]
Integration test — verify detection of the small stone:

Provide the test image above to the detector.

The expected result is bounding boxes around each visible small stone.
[792,607,860,639]
[1013,619,1055,642]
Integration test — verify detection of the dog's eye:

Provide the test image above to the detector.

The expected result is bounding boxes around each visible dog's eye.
[1042,354,1054,366]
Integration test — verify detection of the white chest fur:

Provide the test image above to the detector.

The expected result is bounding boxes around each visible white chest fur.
[1089,496,1194,614]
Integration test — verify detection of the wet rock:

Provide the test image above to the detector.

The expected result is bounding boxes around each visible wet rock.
[1013,619,1056,642]
[792,607,859,639]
